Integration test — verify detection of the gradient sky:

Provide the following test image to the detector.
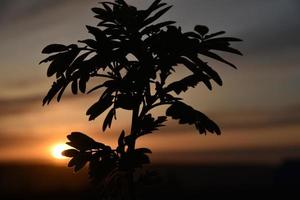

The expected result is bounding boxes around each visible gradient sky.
[0,0,299,165]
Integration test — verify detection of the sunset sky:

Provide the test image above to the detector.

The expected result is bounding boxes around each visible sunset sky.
[0,0,299,165]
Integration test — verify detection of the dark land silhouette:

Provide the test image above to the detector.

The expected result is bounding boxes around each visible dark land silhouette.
[0,160,299,199]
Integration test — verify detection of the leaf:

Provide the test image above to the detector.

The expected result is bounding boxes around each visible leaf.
[204,31,226,39]
[118,130,125,148]
[42,44,68,54]
[71,80,78,94]
[66,132,106,150]
[39,54,58,64]
[201,37,243,55]
[206,37,242,42]
[141,21,176,35]
[78,39,98,49]
[56,81,69,102]
[138,114,167,136]
[79,76,88,93]
[200,51,237,69]
[212,45,243,55]
[143,6,172,27]
[91,7,107,15]
[165,74,204,94]
[191,57,223,86]
[43,77,67,105]
[184,32,202,40]
[102,108,115,131]
[194,25,209,36]
[86,94,114,120]
[166,102,221,135]
[143,0,166,20]
[46,47,80,77]
[87,79,117,94]
[62,149,79,157]
[68,152,90,172]
[177,57,213,90]
[86,25,107,42]
[66,52,91,78]
[116,133,125,155]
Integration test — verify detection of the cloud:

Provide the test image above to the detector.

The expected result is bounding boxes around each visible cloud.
[218,106,300,131]
[0,96,41,117]
[0,0,62,24]
[0,93,80,117]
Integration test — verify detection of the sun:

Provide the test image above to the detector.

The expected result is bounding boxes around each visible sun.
[51,143,69,159]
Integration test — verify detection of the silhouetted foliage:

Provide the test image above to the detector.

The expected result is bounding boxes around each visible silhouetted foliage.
[40,0,241,199]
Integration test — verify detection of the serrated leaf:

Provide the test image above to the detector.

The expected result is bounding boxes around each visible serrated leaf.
[66,132,106,150]
[138,114,167,136]
[166,102,221,135]
[165,74,203,94]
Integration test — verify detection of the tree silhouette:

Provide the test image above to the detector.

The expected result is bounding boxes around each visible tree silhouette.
[40,0,242,199]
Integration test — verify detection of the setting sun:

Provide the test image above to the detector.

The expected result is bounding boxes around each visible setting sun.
[51,144,69,159]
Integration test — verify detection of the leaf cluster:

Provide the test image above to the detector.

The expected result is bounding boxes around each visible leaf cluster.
[62,131,151,183]
[40,0,242,185]
[40,0,241,136]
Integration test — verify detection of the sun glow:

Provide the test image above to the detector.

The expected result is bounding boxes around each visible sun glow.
[51,143,69,159]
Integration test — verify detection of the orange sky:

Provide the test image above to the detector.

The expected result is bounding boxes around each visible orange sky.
[0,0,300,165]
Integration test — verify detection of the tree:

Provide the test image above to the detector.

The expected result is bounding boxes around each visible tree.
[40,0,242,199]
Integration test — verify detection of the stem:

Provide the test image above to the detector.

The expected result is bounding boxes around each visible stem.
[127,104,139,200]
[129,104,139,152]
